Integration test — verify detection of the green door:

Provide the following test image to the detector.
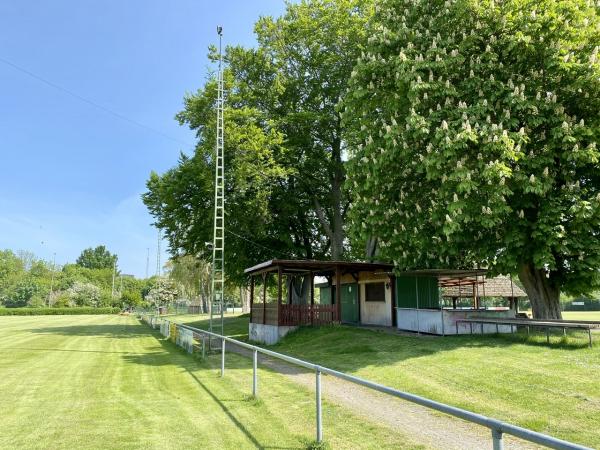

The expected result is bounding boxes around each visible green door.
[341,283,359,323]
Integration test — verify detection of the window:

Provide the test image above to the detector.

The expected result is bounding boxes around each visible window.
[365,282,386,302]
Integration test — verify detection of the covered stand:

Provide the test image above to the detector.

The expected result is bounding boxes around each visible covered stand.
[395,269,522,335]
[246,259,393,344]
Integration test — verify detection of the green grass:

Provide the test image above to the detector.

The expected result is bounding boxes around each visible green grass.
[0,315,421,450]
[172,313,600,448]
[171,312,250,339]
[563,311,600,321]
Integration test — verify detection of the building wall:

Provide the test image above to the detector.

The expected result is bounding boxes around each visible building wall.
[359,277,392,326]
[396,308,516,335]
[249,323,298,344]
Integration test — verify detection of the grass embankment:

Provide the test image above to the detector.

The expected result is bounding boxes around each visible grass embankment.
[0,315,421,450]
[174,312,600,448]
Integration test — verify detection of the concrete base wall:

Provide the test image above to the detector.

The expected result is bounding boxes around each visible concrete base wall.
[249,323,298,345]
[396,308,516,335]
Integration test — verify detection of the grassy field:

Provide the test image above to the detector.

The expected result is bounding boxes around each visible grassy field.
[0,315,423,450]
[563,311,600,321]
[173,312,600,448]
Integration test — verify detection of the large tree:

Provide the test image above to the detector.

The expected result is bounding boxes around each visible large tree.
[144,0,373,281]
[342,0,600,318]
[76,246,118,270]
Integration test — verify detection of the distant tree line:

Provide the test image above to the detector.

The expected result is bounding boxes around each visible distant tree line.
[0,246,152,309]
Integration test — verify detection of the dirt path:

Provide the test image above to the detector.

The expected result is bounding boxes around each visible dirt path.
[227,344,539,450]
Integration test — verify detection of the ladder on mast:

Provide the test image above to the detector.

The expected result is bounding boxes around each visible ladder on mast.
[209,26,225,342]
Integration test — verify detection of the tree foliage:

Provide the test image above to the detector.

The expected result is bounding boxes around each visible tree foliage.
[146,278,179,307]
[76,246,118,270]
[0,248,150,309]
[342,0,600,318]
[143,0,374,282]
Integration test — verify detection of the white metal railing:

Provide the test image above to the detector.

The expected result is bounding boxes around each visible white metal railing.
[139,314,591,450]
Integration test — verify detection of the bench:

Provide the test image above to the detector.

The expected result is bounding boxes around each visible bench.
[455,318,600,347]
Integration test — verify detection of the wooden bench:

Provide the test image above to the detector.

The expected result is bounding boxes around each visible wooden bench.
[455,318,600,347]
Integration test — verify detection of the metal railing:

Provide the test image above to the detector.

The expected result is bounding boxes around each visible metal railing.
[141,314,591,450]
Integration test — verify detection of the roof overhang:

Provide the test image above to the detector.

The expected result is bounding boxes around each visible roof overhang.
[244,259,394,276]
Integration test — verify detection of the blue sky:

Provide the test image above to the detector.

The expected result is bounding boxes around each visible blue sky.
[0,0,287,277]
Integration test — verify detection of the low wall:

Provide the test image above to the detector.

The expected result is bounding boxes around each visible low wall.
[249,323,298,345]
[396,308,516,335]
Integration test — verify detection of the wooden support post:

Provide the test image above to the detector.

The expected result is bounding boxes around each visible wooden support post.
[474,272,480,309]
[277,266,282,326]
[335,265,341,323]
[390,275,397,327]
[249,276,254,323]
[310,271,314,326]
[262,273,267,325]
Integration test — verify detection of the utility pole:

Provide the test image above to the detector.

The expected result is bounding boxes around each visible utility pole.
[48,252,56,306]
[111,260,116,298]
[209,25,225,338]
[145,247,150,279]
[156,228,161,277]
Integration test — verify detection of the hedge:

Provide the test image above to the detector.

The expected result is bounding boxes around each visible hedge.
[0,307,121,316]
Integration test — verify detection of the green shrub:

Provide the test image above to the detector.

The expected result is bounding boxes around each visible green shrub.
[0,307,120,316]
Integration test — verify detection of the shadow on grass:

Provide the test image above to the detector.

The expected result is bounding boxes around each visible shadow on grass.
[120,325,302,450]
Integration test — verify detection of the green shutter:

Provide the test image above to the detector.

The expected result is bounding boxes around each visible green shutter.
[396,276,440,309]
[319,286,332,305]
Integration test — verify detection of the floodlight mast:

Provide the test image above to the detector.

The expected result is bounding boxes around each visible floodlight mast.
[209,26,225,339]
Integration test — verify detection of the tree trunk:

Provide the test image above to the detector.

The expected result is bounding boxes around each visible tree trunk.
[330,134,345,260]
[365,236,378,260]
[240,286,250,313]
[518,263,562,319]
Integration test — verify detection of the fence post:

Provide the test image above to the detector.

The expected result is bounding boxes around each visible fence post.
[202,336,206,359]
[252,349,258,397]
[315,368,323,443]
[221,338,225,378]
[492,428,503,450]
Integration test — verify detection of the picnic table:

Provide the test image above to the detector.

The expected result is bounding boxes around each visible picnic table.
[455,317,600,347]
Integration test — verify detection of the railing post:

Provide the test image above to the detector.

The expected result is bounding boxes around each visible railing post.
[316,367,323,443]
[252,349,258,397]
[492,428,503,450]
[201,336,206,359]
[221,338,225,377]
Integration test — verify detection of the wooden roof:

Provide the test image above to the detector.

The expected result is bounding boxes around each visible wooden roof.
[244,259,394,276]
[442,275,526,298]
